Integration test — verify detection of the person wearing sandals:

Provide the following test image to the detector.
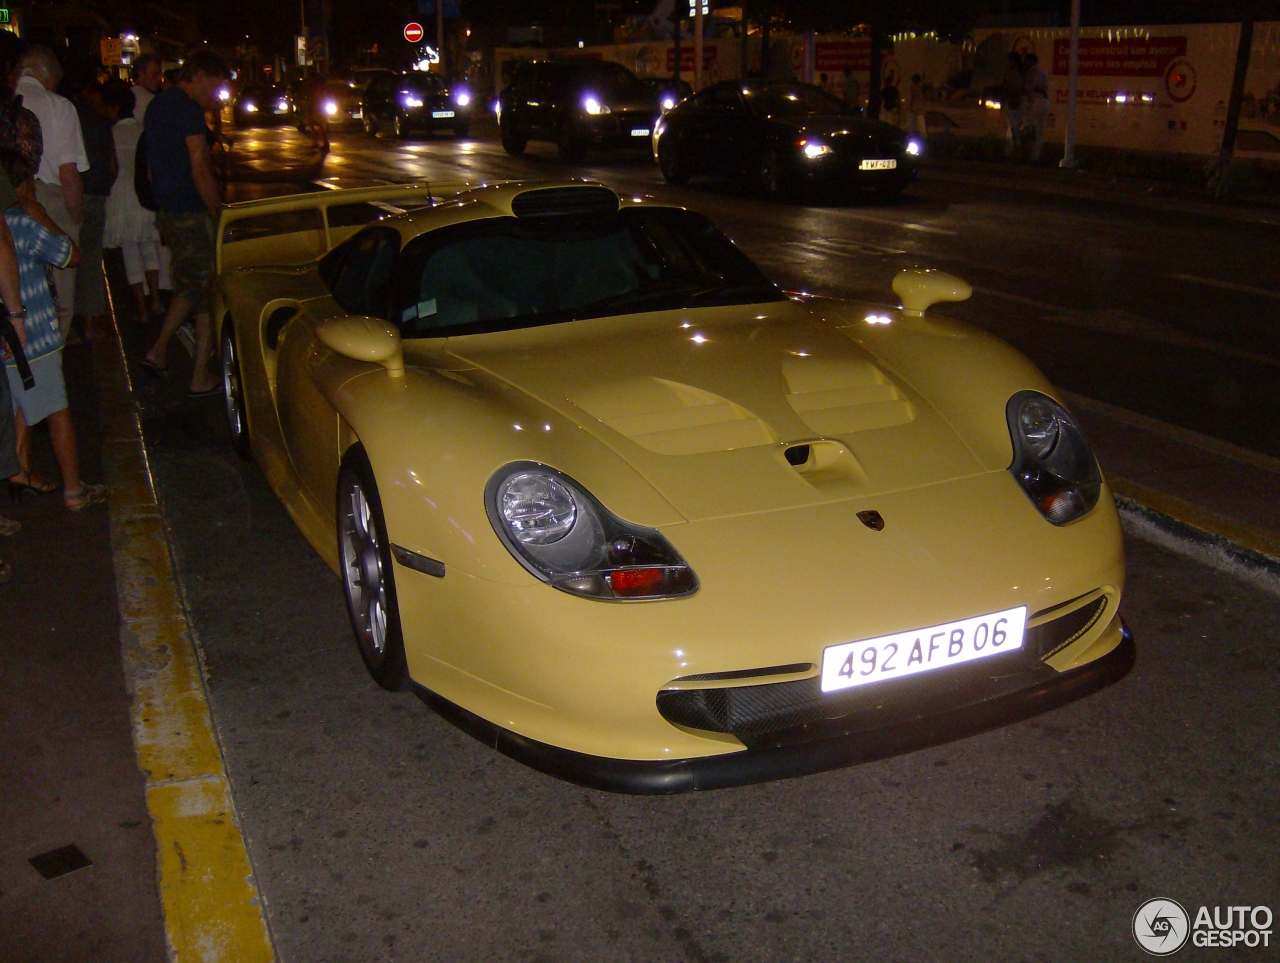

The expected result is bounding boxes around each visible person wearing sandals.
[0,164,29,581]
[0,148,105,512]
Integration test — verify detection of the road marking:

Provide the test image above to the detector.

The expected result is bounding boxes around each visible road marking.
[1167,273,1280,300]
[973,285,1280,367]
[1063,391,1280,476]
[824,208,959,235]
[98,285,276,961]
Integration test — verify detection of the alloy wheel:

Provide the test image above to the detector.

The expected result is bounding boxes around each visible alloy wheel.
[339,478,389,662]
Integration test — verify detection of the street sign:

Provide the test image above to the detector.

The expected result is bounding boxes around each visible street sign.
[100,38,123,66]
[404,21,424,43]
[0,9,10,25]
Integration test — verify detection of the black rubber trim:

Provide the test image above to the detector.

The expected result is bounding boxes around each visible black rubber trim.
[390,544,445,578]
[411,623,1135,795]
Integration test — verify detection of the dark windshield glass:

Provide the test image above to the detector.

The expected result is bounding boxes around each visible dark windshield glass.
[402,74,446,94]
[746,84,851,118]
[572,63,645,98]
[392,207,782,338]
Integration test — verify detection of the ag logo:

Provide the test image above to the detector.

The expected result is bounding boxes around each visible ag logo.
[1133,898,1190,956]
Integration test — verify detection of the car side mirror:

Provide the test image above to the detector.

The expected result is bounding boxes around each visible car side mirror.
[316,315,404,378]
[892,269,972,317]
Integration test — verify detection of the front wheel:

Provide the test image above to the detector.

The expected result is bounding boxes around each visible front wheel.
[557,123,587,161]
[657,136,688,184]
[758,149,789,199]
[220,317,251,460]
[362,114,379,136]
[337,447,408,691]
[500,117,528,155]
[392,114,409,139]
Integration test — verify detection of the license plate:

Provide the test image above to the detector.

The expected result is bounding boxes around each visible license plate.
[352,109,362,118]
[432,110,455,119]
[274,108,288,114]
[820,606,1027,693]
[631,127,651,137]
[860,158,897,170]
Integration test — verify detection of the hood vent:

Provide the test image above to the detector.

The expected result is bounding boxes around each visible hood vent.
[782,358,914,436]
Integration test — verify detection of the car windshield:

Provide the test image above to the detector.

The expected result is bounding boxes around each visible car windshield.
[401,74,446,94]
[572,63,646,98]
[746,84,852,118]
[391,207,783,338]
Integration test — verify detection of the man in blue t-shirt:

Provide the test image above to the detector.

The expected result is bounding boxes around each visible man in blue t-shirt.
[141,51,227,396]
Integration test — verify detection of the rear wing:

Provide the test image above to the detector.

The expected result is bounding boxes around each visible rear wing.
[215,180,505,274]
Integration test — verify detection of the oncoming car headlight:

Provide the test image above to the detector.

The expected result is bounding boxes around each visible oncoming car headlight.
[583,95,610,115]
[801,140,832,158]
[487,462,698,601]
[454,90,471,107]
[1006,391,1102,525]
[905,138,923,156]
[323,100,338,116]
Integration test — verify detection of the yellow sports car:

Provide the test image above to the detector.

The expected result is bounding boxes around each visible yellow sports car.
[214,180,1132,793]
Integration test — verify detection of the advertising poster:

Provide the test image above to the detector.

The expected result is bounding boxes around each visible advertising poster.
[1238,21,1280,160]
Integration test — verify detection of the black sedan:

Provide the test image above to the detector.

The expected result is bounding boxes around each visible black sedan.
[232,84,292,128]
[361,72,472,139]
[294,79,365,132]
[653,81,921,198]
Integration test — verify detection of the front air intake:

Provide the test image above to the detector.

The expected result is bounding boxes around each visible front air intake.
[510,186,620,220]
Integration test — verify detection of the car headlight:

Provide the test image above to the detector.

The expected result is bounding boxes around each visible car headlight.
[244,102,257,112]
[323,100,338,115]
[487,462,698,601]
[661,95,676,111]
[218,88,231,102]
[583,95,610,115]
[1006,391,1102,525]
[454,90,471,107]
[276,99,289,111]
[403,95,424,108]
[802,141,833,158]
[905,138,923,156]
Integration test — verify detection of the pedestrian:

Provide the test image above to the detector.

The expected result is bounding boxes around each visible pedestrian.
[880,79,900,125]
[64,58,117,341]
[0,147,106,512]
[14,45,87,343]
[1002,50,1025,158]
[907,72,927,136]
[130,54,162,124]
[140,51,227,397]
[840,67,861,112]
[1022,52,1049,162]
[99,83,164,323]
[0,162,30,582]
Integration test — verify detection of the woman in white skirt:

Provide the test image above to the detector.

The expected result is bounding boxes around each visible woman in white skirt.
[100,83,165,323]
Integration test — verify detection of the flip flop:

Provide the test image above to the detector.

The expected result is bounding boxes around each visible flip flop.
[139,358,169,380]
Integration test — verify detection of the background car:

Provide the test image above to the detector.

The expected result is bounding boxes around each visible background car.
[213,180,1132,793]
[232,84,292,128]
[654,80,921,198]
[498,60,662,160]
[294,78,365,132]
[640,75,694,113]
[361,71,472,138]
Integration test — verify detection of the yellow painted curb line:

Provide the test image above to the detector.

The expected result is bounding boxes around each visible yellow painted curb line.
[1107,475,1280,562]
[96,288,275,962]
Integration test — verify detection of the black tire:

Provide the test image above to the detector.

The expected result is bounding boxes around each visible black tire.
[392,114,409,139]
[363,114,379,136]
[500,119,527,155]
[337,446,408,691]
[657,135,688,184]
[453,121,470,138]
[758,149,788,199]
[220,317,252,461]
[557,122,587,162]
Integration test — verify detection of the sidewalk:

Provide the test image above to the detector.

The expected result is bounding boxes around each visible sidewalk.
[919,156,1280,227]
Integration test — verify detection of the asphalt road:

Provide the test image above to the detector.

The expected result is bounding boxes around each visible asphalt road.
[124,122,1280,962]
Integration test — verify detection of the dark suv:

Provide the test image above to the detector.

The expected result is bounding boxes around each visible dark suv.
[361,71,473,139]
[498,60,662,161]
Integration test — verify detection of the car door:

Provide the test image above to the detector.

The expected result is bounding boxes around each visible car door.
[277,227,400,512]
[700,84,755,174]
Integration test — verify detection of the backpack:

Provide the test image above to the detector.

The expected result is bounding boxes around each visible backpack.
[134,129,159,212]
[0,91,43,184]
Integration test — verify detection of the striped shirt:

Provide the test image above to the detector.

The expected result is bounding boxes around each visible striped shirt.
[3,208,73,364]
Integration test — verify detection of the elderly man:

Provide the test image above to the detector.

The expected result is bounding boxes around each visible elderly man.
[15,45,87,342]
[131,53,163,124]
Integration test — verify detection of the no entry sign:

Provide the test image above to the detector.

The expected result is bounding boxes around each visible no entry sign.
[404,22,424,43]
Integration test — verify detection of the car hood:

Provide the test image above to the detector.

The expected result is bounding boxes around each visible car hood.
[766,115,904,147]
[433,301,988,523]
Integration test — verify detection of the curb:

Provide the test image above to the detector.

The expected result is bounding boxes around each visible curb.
[96,287,276,961]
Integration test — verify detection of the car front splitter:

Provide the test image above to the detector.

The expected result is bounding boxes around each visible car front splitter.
[412,622,1135,795]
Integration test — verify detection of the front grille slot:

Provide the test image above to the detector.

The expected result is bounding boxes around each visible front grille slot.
[657,597,1111,746]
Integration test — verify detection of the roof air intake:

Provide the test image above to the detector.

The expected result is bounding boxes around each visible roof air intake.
[511,186,620,221]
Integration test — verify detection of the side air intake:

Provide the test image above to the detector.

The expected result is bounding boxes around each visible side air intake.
[510,186,620,220]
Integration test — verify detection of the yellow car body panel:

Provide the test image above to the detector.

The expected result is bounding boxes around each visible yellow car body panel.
[216,180,1131,790]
